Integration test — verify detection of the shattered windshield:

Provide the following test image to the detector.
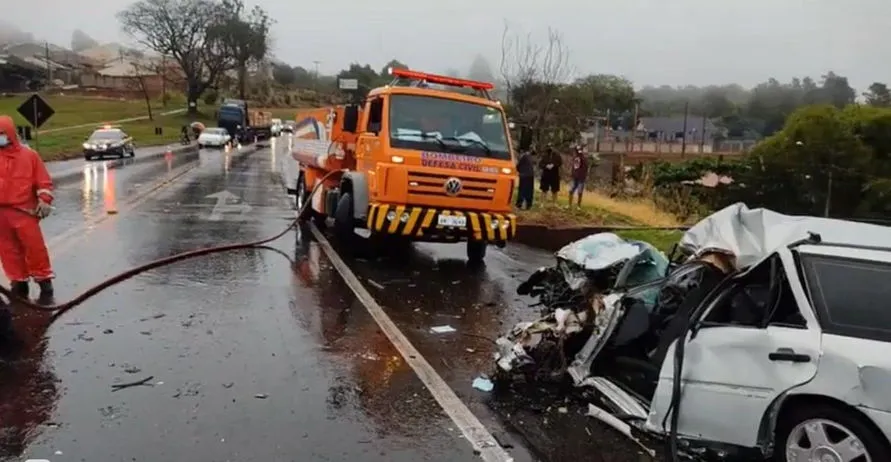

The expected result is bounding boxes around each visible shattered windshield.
[388,94,511,160]
[618,242,670,288]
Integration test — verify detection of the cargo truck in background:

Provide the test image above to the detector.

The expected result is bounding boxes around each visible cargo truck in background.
[288,67,518,263]
[217,98,274,143]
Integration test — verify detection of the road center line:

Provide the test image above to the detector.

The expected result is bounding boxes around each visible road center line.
[49,160,200,256]
[308,224,514,462]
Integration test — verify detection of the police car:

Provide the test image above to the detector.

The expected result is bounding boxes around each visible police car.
[83,126,135,160]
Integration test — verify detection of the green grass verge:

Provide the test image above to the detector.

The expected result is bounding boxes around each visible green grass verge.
[30,112,214,161]
[0,94,215,161]
[513,185,686,252]
[614,229,684,253]
[515,187,637,227]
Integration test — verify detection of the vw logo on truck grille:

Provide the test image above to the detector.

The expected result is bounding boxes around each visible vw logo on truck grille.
[443,177,463,196]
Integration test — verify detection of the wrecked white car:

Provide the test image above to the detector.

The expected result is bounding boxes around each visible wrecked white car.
[501,233,670,382]
[497,203,891,462]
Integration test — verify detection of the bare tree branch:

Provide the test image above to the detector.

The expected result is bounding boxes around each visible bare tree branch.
[499,21,573,147]
[118,0,232,111]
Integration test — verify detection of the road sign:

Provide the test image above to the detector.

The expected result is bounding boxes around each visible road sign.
[17,94,55,129]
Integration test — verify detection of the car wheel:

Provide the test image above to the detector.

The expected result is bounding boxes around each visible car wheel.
[334,192,355,244]
[467,240,487,265]
[775,403,890,462]
[85,155,93,161]
[198,144,204,149]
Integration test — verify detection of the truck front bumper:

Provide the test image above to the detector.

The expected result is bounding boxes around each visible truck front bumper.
[366,203,516,243]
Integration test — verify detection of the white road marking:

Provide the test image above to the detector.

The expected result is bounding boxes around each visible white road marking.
[308,224,514,462]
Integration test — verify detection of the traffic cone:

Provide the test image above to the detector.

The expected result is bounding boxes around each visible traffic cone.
[104,168,118,215]
[164,150,173,171]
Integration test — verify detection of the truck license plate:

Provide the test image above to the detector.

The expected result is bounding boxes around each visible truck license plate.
[437,215,467,228]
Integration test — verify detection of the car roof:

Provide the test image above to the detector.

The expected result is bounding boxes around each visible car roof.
[797,244,891,263]
[91,128,123,135]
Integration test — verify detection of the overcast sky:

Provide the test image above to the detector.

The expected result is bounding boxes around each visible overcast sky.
[6,0,888,91]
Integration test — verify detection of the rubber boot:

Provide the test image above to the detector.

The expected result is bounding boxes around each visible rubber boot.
[10,281,29,299]
[36,280,54,306]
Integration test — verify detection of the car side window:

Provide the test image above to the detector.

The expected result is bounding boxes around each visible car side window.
[700,255,804,328]
[801,254,891,342]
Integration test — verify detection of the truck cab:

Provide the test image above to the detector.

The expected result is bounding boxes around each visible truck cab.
[294,68,517,263]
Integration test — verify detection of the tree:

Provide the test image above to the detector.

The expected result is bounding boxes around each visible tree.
[379,59,407,79]
[467,55,495,82]
[214,0,273,100]
[71,30,98,52]
[499,22,571,147]
[864,82,891,107]
[272,63,297,86]
[337,63,379,98]
[118,0,231,114]
[126,58,160,120]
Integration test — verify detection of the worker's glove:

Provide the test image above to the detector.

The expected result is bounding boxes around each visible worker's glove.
[34,200,53,219]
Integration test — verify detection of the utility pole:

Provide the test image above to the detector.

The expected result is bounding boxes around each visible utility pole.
[312,60,321,92]
[44,41,52,87]
[699,114,707,153]
[681,101,689,157]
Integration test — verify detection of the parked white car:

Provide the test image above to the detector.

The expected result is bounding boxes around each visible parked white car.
[197,127,232,148]
[271,118,283,137]
[497,203,891,462]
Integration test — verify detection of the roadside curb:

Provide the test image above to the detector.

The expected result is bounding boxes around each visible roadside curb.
[514,223,690,251]
[50,144,200,185]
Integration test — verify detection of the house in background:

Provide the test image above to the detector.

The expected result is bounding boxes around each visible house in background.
[580,115,724,154]
[80,55,183,97]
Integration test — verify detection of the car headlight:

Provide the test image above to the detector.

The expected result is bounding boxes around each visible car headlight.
[83,143,92,149]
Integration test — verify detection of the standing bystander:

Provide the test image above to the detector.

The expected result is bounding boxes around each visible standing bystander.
[515,149,535,209]
[538,146,562,202]
[568,145,589,208]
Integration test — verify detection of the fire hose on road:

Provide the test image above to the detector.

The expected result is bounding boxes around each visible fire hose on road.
[0,169,342,324]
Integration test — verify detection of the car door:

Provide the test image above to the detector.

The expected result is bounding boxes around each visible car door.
[645,250,821,448]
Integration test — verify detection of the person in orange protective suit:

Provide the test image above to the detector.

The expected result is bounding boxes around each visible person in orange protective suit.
[0,115,54,304]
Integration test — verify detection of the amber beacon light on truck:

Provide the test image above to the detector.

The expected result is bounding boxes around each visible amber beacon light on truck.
[290,66,518,263]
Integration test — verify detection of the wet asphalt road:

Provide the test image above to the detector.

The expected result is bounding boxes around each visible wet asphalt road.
[0,138,656,461]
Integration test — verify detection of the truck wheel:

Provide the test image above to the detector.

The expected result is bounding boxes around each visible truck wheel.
[334,192,355,244]
[296,174,325,228]
[467,241,487,265]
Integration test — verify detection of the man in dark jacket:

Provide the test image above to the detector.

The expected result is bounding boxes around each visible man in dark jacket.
[515,149,535,209]
[538,146,562,202]
[568,145,589,208]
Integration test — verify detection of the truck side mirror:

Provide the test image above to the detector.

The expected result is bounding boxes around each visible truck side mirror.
[343,105,359,133]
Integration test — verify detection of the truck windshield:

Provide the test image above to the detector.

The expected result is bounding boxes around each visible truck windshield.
[388,94,511,160]
[219,106,243,122]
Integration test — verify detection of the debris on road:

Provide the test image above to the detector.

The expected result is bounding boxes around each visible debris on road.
[471,376,494,392]
[366,278,385,290]
[430,325,456,334]
[111,375,155,391]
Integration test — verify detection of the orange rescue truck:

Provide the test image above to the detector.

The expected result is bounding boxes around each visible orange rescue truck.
[289,68,517,263]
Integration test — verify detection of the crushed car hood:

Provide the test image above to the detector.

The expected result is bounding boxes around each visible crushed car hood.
[556,233,641,272]
[680,202,891,268]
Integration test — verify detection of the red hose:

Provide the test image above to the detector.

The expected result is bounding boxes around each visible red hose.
[0,168,338,323]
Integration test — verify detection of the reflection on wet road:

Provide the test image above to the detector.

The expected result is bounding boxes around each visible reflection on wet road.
[0,139,657,461]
